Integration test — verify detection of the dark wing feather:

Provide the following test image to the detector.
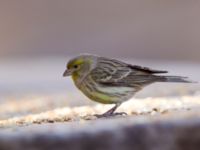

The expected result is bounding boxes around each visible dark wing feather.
[128,65,168,74]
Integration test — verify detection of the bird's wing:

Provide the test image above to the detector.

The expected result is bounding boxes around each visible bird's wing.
[91,66,157,87]
[90,58,167,87]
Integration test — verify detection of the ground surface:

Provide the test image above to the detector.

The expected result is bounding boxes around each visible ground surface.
[0,95,200,150]
[0,95,199,128]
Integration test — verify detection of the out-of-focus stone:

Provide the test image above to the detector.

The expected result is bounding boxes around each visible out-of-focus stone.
[0,110,200,150]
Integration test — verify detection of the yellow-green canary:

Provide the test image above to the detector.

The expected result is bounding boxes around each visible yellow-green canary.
[63,54,193,117]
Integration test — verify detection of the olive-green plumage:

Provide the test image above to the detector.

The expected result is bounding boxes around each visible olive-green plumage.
[63,54,193,117]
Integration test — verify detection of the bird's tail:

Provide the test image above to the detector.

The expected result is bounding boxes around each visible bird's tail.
[157,76,196,83]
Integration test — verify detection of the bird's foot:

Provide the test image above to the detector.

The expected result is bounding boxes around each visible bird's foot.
[94,112,127,118]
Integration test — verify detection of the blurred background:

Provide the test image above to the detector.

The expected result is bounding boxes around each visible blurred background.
[1,0,200,60]
[0,0,200,118]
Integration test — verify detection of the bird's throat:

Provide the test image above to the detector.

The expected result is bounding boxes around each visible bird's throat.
[72,72,85,88]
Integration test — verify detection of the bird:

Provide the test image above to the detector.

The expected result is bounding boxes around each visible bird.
[63,54,194,117]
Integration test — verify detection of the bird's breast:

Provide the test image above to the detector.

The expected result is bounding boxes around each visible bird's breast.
[78,77,136,104]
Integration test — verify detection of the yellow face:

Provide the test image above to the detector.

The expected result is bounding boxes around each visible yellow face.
[63,57,84,77]
[63,55,95,84]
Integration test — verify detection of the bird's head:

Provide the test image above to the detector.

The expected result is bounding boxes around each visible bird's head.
[63,54,97,80]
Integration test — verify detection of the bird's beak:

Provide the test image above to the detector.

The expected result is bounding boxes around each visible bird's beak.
[63,69,73,77]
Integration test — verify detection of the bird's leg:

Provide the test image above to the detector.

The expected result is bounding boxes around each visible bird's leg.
[95,103,127,118]
[103,103,119,115]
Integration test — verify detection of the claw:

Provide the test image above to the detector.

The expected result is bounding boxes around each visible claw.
[115,112,127,116]
[94,112,127,118]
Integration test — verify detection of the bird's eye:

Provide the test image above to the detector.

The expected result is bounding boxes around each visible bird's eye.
[74,65,78,69]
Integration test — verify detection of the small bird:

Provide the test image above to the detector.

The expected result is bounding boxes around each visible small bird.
[63,54,194,117]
